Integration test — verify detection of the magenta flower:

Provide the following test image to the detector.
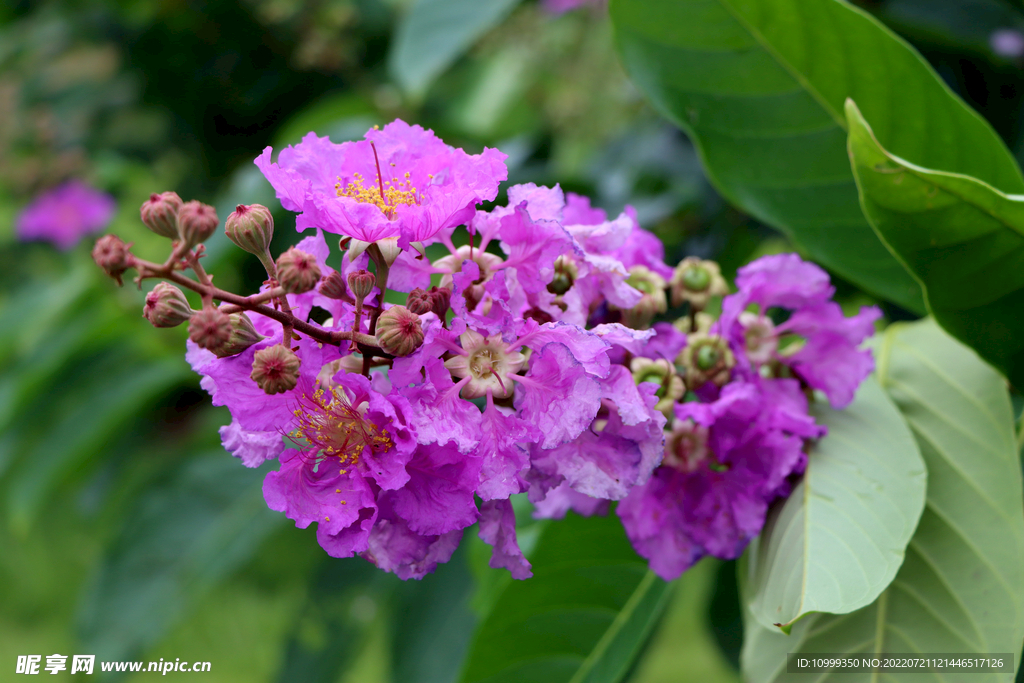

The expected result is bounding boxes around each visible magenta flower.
[16,180,116,250]
[255,121,507,244]
[718,253,881,408]
[617,379,820,581]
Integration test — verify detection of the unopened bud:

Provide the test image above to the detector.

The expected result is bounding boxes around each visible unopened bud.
[143,282,193,327]
[92,234,134,285]
[177,201,219,247]
[212,313,266,358]
[670,257,728,309]
[375,305,424,356]
[188,307,233,352]
[225,204,274,259]
[429,286,452,317]
[547,255,578,295]
[251,344,301,395]
[318,270,347,299]
[347,270,376,300]
[406,288,433,315]
[678,333,735,388]
[140,191,183,239]
[276,247,321,294]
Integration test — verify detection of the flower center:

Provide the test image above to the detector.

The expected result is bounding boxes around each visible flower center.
[335,172,420,219]
[444,330,526,400]
[292,387,393,467]
[664,420,710,473]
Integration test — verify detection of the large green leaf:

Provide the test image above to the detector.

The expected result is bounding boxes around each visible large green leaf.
[610,0,1024,312]
[388,0,522,98]
[745,377,926,633]
[458,512,672,683]
[741,319,1024,682]
[846,99,1024,392]
[78,454,283,664]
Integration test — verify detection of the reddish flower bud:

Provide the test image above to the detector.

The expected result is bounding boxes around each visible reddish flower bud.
[276,247,322,294]
[406,288,433,315]
[225,204,274,258]
[212,313,266,358]
[177,200,219,248]
[429,286,452,317]
[347,269,376,300]
[92,234,134,286]
[251,344,301,394]
[318,270,347,299]
[140,191,183,239]
[143,282,193,328]
[188,307,233,352]
[375,305,424,357]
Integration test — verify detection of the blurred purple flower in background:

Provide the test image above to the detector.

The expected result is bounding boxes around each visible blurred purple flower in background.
[542,0,606,15]
[16,180,116,250]
[991,28,1024,58]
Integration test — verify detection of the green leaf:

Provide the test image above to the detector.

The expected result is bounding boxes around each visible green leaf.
[388,0,522,98]
[610,0,1024,312]
[741,319,1024,682]
[459,512,672,683]
[745,377,926,633]
[846,99,1024,392]
[5,356,190,533]
[78,454,284,663]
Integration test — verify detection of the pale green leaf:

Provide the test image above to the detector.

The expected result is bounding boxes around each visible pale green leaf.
[746,377,926,632]
[741,319,1024,683]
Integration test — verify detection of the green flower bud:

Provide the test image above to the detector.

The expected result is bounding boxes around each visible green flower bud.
[188,307,233,352]
[140,192,183,239]
[251,344,301,395]
[212,313,266,358]
[92,234,134,286]
[143,282,193,328]
[546,255,578,295]
[347,269,376,300]
[225,204,274,261]
[630,357,685,416]
[615,266,667,329]
[177,200,219,248]
[375,305,424,357]
[276,247,322,294]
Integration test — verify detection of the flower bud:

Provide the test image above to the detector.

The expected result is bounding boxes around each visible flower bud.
[670,257,728,310]
[318,270,347,299]
[276,247,322,294]
[547,255,578,295]
[188,307,233,352]
[347,269,376,300]
[678,333,735,388]
[225,204,274,258]
[140,191,183,239]
[406,288,433,315]
[177,200,219,247]
[375,305,424,356]
[143,282,193,328]
[212,313,266,358]
[617,266,667,329]
[429,286,452,318]
[251,344,301,395]
[92,234,134,285]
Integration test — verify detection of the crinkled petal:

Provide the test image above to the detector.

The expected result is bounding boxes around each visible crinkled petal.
[478,499,532,579]
[219,421,285,468]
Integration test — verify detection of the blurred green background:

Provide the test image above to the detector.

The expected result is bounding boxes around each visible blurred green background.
[2,0,1023,680]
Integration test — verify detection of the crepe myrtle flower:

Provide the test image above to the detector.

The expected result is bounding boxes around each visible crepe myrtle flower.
[617,379,822,581]
[256,120,507,245]
[717,253,881,408]
[17,180,116,250]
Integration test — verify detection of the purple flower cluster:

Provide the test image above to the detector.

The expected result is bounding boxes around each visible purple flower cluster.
[182,121,880,581]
